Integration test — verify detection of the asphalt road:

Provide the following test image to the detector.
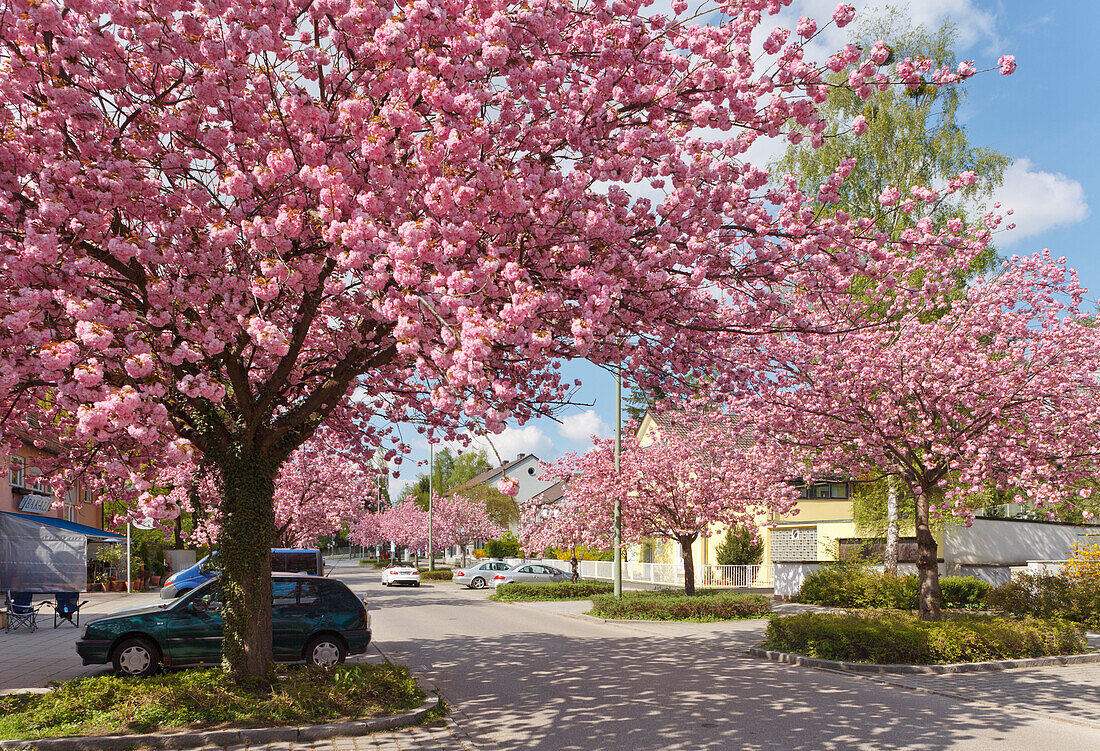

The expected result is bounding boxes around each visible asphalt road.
[331,562,1100,751]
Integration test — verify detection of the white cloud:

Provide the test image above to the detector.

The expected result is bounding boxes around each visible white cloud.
[558,409,612,443]
[989,159,1089,244]
[444,425,554,464]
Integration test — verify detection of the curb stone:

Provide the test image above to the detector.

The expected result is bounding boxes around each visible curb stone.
[0,693,440,750]
[746,647,1100,674]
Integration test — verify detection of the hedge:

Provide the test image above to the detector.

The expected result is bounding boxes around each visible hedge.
[418,569,453,581]
[797,567,992,610]
[764,611,1086,664]
[492,581,614,601]
[588,589,771,621]
[987,573,1100,629]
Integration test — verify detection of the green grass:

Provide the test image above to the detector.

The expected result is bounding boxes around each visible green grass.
[588,589,772,621]
[764,610,1088,664]
[0,664,426,741]
[490,581,614,601]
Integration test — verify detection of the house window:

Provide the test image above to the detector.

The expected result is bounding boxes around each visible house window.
[29,468,50,495]
[9,456,24,487]
[799,482,849,500]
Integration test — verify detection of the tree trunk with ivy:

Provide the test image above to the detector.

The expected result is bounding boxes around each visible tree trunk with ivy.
[913,487,943,621]
[216,447,278,677]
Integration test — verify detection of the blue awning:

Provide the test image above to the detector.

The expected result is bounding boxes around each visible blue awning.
[0,511,124,542]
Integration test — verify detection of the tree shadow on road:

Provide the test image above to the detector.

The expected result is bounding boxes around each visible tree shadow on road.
[377,627,1099,751]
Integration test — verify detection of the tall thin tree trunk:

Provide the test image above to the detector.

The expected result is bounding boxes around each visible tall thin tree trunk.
[884,474,899,577]
[173,514,183,550]
[680,534,698,596]
[217,448,277,677]
[914,488,943,621]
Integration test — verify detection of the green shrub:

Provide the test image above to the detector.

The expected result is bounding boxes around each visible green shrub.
[418,569,453,581]
[492,581,614,601]
[939,576,993,609]
[798,567,996,611]
[764,611,1086,664]
[797,566,918,609]
[0,664,424,741]
[484,533,521,558]
[987,573,1100,629]
[588,589,771,621]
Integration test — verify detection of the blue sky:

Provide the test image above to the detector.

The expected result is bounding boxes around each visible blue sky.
[387,0,1100,495]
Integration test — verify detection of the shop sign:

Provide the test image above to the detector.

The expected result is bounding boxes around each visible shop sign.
[18,494,53,514]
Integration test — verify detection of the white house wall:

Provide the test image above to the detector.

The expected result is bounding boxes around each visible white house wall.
[943,518,1096,566]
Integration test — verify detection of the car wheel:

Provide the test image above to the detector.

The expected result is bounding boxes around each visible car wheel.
[414,581,421,587]
[112,637,160,677]
[470,577,486,589]
[306,635,346,668]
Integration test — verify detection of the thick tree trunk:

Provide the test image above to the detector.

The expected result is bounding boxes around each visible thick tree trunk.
[680,534,698,596]
[173,514,183,551]
[884,475,899,577]
[914,489,943,621]
[217,449,277,677]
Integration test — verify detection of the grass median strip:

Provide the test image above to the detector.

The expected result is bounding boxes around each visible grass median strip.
[0,664,426,741]
[764,610,1089,664]
[588,589,772,621]
[490,581,615,601]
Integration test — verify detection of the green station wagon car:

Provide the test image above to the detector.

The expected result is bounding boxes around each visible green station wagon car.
[76,573,371,676]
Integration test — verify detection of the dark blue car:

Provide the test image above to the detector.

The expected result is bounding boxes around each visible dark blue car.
[161,549,323,599]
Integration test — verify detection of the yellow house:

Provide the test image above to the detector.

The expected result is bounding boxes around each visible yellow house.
[634,411,862,574]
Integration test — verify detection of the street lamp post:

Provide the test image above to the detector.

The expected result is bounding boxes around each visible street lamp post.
[428,443,434,571]
[613,361,622,599]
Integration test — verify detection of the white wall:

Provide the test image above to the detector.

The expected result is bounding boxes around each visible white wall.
[944,518,1095,566]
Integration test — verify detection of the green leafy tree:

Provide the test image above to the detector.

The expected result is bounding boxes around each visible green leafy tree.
[398,448,493,509]
[714,527,764,567]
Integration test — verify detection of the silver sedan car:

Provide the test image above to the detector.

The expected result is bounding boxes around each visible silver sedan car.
[490,563,571,587]
[452,560,514,589]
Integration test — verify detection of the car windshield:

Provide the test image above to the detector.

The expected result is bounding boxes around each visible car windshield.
[197,553,217,573]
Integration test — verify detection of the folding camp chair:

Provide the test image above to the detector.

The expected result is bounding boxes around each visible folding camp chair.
[51,592,88,629]
[4,592,45,633]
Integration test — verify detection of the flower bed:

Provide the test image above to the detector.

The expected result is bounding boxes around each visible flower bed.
[0,664,426,741]
[588,589,771,621]
[491,581,614,601]
[764,611,1087,665]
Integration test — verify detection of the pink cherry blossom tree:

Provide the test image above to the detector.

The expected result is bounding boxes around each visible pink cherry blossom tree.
[738,253,1100,619]
[536,412,799,594]
[0,0,1010,673]
[434,494,504,566]
[519,484,609,582]
[350,511,387,558]
[378,498,430,567]
[188,441,373,547]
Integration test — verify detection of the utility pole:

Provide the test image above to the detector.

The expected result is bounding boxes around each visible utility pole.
[428,443,435,571]
[613,361,622,599]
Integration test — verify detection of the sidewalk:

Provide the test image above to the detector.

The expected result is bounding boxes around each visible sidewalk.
[0,589,162,690]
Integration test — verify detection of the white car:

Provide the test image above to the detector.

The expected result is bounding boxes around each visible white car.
[381,563,421,587]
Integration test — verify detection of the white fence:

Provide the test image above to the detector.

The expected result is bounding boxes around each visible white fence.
[578,560,772,589]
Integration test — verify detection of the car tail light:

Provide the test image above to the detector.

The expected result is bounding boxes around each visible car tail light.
[494,575,506,580]
[389,569,398,575]
[455,571,465,576]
